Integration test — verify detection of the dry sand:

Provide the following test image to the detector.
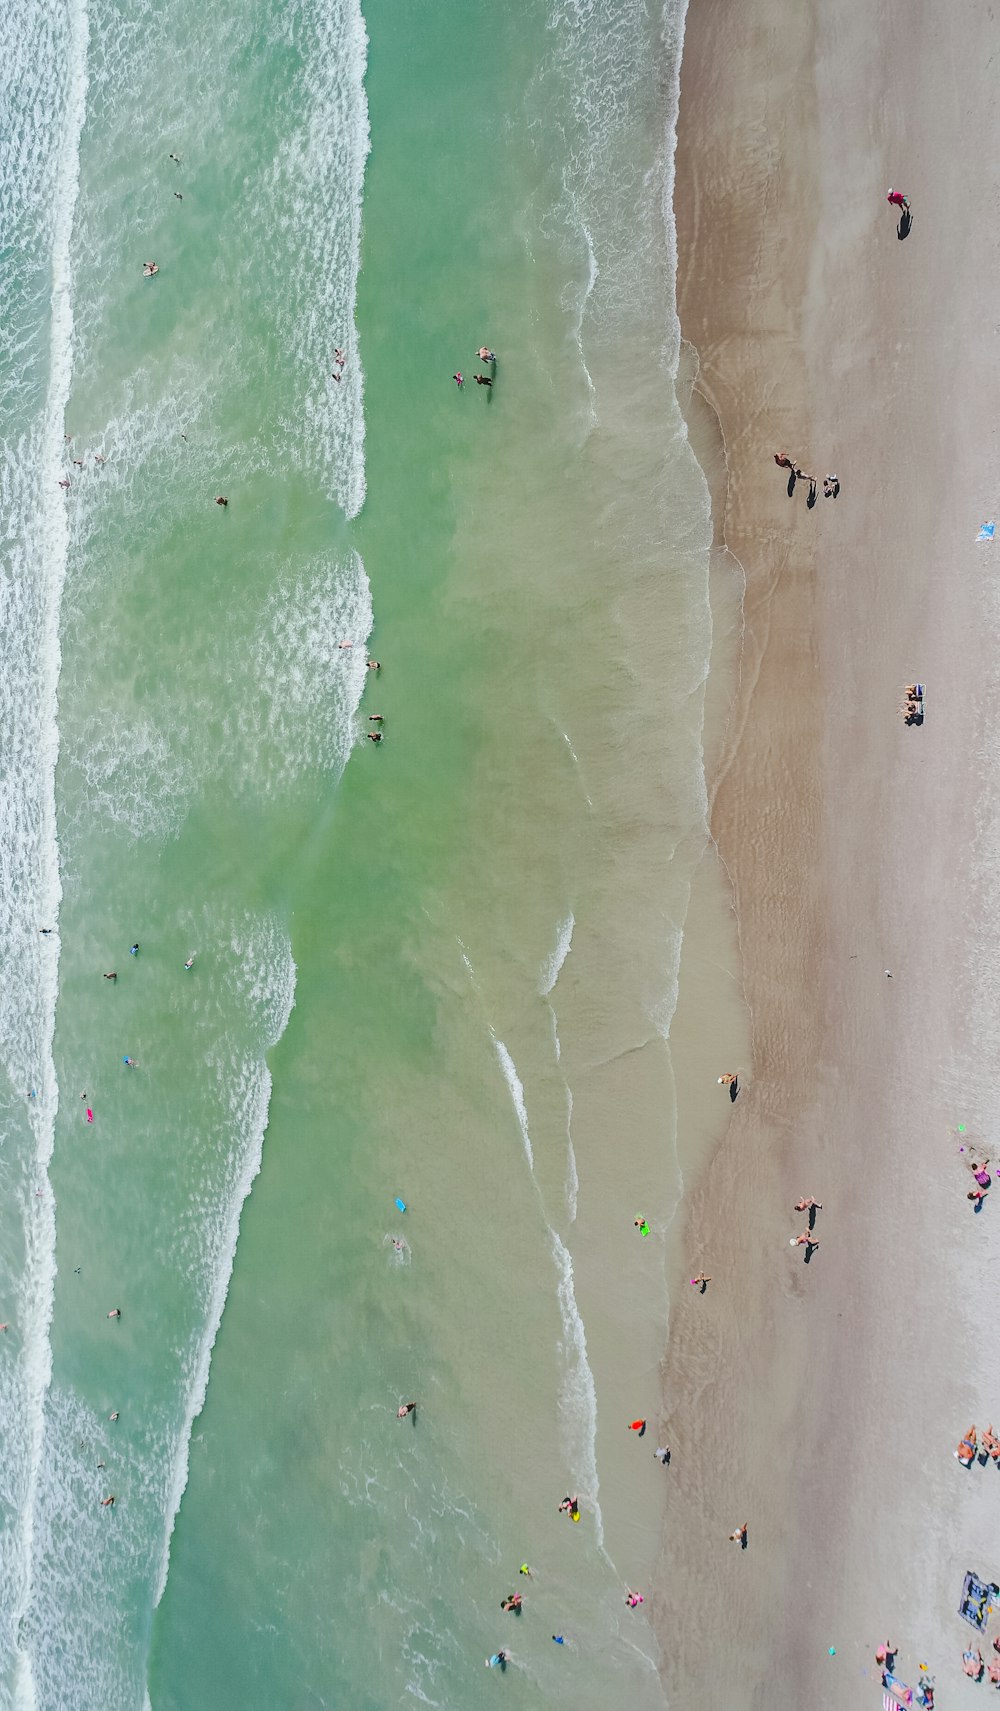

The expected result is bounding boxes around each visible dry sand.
[660,0,1000,1704]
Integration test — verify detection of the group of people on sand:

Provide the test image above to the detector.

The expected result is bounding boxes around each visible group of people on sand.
[966,1154,992,1209]
[899,683,925,727]
[954,1421,1000,1466]
[961,1639,1000,1684]
[772,452,839,506]
[954,1421,1000,1468]
[453,345,496,389]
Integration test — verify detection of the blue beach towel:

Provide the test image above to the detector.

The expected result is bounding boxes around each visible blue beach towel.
[976,521,995,542]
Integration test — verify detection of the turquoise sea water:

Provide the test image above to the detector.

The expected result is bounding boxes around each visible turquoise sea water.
[0,0,738,1705]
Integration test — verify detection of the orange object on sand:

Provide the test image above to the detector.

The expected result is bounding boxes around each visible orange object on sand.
[629,1420,645,1433]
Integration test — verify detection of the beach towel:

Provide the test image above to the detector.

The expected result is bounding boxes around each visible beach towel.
[977,521,995,542]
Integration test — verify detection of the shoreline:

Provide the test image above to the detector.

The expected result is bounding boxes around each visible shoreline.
[663,0,1000,1704]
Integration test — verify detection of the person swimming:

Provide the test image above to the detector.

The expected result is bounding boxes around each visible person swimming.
[184,955,196,970]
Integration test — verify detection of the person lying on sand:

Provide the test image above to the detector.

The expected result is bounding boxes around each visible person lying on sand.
[963,1648,984,1679]
[982,1424,1000,1461]
[955,1425,978,1464]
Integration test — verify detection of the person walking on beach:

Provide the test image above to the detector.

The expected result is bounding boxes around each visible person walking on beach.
[628,1418,646,1435]
[790,1232,819,1249]
[729,1522,748,1547]
[887,188,909,210]
[717,1071,738,1097]
[773,452,793,469]
[690,1272,711,1292]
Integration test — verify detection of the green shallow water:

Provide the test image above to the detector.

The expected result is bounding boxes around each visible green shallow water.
[0,0,748,1703]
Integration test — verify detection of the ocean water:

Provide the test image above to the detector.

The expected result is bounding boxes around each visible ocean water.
[0,0,739,1705]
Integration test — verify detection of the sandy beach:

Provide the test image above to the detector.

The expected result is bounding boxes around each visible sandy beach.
[663,0,1000,1703]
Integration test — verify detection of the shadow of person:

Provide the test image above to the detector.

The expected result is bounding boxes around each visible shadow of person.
[808,1205,817,1231]
[897,209,912,240]
[729,1077,739,1103]
[786,469,797,498]
[803,1242,817,1263]
[741,1529,749,1551]
[699,1280,709,1294]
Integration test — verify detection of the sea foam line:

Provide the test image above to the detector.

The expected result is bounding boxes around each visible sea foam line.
[153,1053,288,1605]
[491,1038,604,1549]
[539,911,574,997]
[12,0,90,1702]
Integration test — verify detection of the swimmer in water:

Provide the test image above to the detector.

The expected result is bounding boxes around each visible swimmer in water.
[391,1238,405,1253]
[397,1401,416,1418]
[104,971,117,981]
[477,347,496,362]
[173,191,183,200]
[101,1495,115,1507]
[168,152,181,163]
[86,1109,94,1123]
[368,714,383,722]
[367,731,383,743]
[474,374,493,387]
[142,262,158,276]
[109,1411,119,1420]
[367,659,381,671]
[123,1057,136,1068]
[130,944,139,955]
[214,495,228,507]
[453,372,464,388]
[107,1308,121,1319]
[184,955,195,970]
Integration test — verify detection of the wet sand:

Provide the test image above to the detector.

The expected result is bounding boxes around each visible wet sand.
[663,0,1000,1703]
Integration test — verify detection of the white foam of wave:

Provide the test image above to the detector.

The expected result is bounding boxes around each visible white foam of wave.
[152,917,295,1604]
[264,0,370,519]
[539,911,574,996]
[566,1134,579,1223]
[62,550,372,842]
[560,730,593,809]
[492,1039,534,1171]
[561,221,598,433]
[490,1038,604,1544]
[1,0,90,1699]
